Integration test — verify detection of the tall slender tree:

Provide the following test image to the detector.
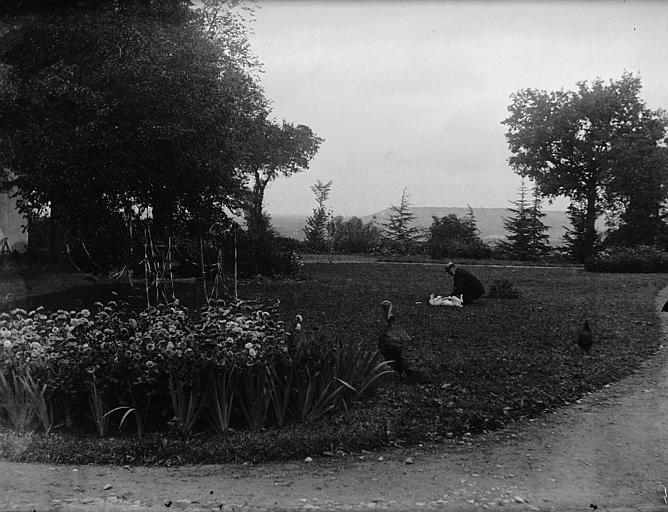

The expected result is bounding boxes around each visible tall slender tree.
[499,181,531,260]
[382,188,422,254]
[462,205,481,245]
[527,187,551,257]
[303,179,333,251]
[563,201,599,262]
[501,181,550,260]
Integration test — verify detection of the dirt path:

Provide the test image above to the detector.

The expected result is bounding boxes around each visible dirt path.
[2,291,668,512]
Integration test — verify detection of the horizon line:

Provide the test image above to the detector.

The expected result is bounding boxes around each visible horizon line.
[268,205,570,217]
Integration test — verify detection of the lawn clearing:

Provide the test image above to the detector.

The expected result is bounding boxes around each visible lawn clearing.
[240,263,667,436]
[2,262,666,465]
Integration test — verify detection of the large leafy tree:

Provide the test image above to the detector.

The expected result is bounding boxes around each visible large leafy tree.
[0,2,266,263]
[604,121,668,247]
[503,73,668,261]
[241,116,322,237]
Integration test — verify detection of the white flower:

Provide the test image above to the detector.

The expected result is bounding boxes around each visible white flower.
[80,309,90,318]
[3,340,11,349]
[248,348,257,357]
[0,327,10,338]
[244,342,253,350]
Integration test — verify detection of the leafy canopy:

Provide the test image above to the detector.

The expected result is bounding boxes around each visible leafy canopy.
[503,72,668,260]
[0,3,265,254]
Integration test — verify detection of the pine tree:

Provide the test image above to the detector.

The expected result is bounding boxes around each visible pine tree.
[500,181,550,260]
[563,201,601,262]
[526,188,551,258]
[382,188,422,253]
[462,205,481,244]
[303,179,333,251]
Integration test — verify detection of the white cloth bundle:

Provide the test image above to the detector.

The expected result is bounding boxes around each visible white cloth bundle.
[428,294,463,307]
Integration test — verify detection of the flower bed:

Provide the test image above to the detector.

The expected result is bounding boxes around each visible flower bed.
[0,300,390,438]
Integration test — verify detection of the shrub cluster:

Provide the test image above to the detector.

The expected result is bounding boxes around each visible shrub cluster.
[0,300,389,438]
[584,245,668,273]
[486,279,521,299]
[428,239,491,260]
[175,233,302,278]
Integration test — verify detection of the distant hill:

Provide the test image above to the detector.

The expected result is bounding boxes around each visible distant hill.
[270,207,578,246]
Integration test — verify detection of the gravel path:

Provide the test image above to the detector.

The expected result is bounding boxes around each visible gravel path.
[1,289,668,512]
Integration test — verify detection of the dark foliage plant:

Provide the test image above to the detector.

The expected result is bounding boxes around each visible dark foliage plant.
[487,279,521,299]
[584,245,668,273]
[427,211,491,260]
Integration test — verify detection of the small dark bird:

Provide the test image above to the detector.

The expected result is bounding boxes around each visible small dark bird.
[577,320,593,354]
[662,300,668,312]
[590,504,598,510]
[164,501,172,508]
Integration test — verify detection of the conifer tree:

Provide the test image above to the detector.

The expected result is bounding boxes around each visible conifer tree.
[303,179,333,251]
[462,205,481,244]
[382,187,422,253]
[500,180,550,260]
[526,187,551,258]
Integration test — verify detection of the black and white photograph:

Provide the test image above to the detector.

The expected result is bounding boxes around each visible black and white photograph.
[1,0,668,510]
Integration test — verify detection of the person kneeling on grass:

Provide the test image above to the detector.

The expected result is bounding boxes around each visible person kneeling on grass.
[445,261,485,306]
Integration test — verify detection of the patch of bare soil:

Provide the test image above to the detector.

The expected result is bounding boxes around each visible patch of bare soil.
[1,288,668,512]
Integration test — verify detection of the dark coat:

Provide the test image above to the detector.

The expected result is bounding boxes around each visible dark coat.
[451,267,485,304]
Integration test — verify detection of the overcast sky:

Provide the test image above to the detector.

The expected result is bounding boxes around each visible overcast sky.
[247,0,668,217]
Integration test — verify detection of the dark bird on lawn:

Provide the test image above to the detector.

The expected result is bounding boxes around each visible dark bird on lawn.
[378,300,409,374]
[378,301,431,383]
[662,300,668,312]
[577,320,593,354]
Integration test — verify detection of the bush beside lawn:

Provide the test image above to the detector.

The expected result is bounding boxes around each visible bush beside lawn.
[0,262,666,465]
[585,245,668,273]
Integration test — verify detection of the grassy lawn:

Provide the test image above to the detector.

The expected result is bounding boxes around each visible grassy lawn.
[1,262,666,465]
